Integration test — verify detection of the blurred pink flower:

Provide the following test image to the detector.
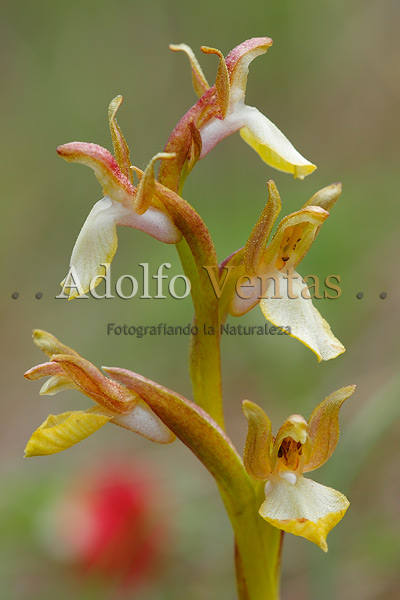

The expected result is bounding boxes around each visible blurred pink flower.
[41,461,168,588]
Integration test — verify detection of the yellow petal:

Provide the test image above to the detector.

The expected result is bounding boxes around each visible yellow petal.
[244,180,281,275]
[201,46,230,118]
[32,329,80,358]
[108,95,133,183]
[239,106,316,179]
[24,410,111,457]
[263,206,328,271]
[304,182,342,212]
[170,43,210,98]
[242,400,272,479]
[304,385,356,472]
[199,99,316,181]
[264,206,329,270]
[133,152,175,215]
[270,414,310,472]
[259,268,345,361]
[259,475,349,551]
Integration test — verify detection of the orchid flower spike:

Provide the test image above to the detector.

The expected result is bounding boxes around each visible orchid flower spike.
[242,385,356,551]
[228,181,345,361]
[57,96,181,299]
[24,330,175,456]
[160,38,316,190]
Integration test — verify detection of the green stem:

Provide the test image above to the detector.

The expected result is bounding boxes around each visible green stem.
[152,180,224,428]
[176,238,224,428]
[174,234,282,597]
[156,162,281,599]
[220,485,282,600]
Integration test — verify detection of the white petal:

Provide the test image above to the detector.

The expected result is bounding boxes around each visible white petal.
[229,274,261,316]
[118,206,180,244]
[200,106,246,158]
[62,198,180,299]
[259,269,345,361]
[200,102,316,179]
[259,474,349,551]
[109,401,175,444]
[62,197,120,299]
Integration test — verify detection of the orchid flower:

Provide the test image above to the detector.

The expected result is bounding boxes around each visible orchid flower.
[160,38,316,190]
[57,96,181,299]
[24,330,175,456]
[242,385,356,551]
[227,181,345,361]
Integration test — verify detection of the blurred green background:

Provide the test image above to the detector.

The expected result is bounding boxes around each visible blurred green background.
[1,0,399,598]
